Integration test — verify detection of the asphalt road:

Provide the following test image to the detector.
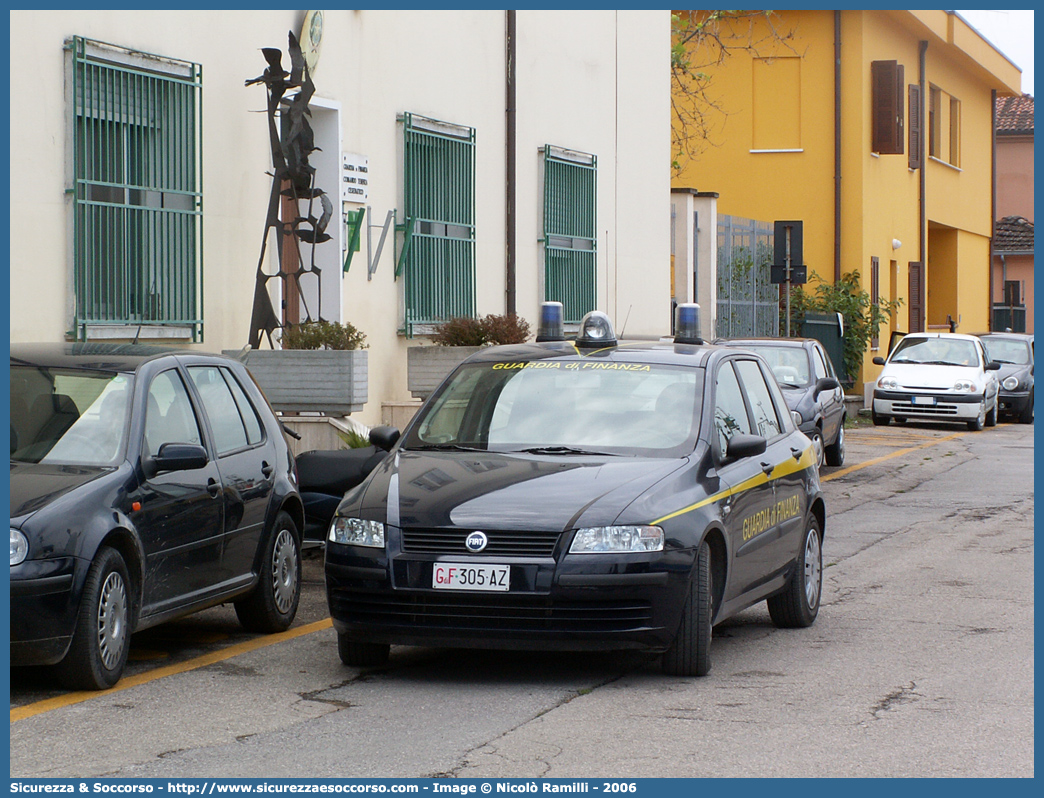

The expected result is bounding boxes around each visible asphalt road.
[9,419,1034,778]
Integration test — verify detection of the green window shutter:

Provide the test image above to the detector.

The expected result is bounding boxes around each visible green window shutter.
[70,37,203,341]
[543,146,597,324]
[400,112,476,336]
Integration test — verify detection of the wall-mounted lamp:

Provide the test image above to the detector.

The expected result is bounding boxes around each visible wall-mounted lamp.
[892,239,902,250]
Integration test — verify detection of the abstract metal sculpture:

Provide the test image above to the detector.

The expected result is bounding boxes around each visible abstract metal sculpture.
[245,32,333,349]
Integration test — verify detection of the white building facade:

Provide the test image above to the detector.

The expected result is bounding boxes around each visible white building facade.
[10,10,671,427]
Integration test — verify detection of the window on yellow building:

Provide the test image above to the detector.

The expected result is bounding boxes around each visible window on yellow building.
[751,57,801,151]
[928,85,941,159]
[948,96,961,167]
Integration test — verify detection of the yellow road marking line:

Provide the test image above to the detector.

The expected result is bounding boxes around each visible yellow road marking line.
[10,618,333,723]
[822,430,967,482]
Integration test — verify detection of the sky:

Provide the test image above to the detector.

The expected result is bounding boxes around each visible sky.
[956,9,1035,96]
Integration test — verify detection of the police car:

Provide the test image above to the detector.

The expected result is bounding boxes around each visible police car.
[325,305,825,676]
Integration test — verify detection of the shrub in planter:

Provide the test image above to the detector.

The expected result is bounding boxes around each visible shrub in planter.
[280,320,368,350]
[431,314,531,346]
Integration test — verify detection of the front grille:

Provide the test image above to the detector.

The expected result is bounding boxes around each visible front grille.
[892,402,959,416]
[401,528,561,557]
[330,590,653,633]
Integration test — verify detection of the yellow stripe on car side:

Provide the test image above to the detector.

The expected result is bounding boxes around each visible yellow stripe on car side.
[650,446,815,526]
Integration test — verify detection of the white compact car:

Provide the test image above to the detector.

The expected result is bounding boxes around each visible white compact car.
[871,333,1001,431]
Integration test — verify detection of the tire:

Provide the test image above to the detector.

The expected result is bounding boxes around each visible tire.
[767,516,823,629]
[824,419,845,467]
[809,429,825,470]
[967,402,986,432]
[872,408,890,426]
[337,633,390,667]
[1019,389,1034,424]
[235,510,301,633]
[662,540,712,677]
[54,547,132,690]
[985,399,998,427]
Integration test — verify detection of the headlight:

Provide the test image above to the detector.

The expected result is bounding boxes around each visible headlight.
[10,528,28,566]
[328,518,385,547]
[953,379,976,393]
[1002,376,1020,391]
[569,525,664,554]
[878,376,899,390]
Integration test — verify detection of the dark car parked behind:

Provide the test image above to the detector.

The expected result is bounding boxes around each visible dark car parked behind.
[716,337,845,468]
[975,332,1034,424]
[10,343,304,689]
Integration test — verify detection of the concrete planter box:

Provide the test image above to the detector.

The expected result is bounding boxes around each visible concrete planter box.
[226,349,368,415]
[407,346,483,400]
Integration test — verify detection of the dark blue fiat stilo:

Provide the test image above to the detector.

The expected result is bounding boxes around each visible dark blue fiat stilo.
[325,306,826,677]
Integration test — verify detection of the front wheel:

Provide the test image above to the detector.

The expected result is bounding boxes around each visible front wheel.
[767,516,823,628]
[967,402,986,431]
[985,399,998,427]
[809,429,825,470]
[235,510,301,633]
[872,408,890,426]
[55,547,132,690]
[662,540,712,677]
[824,420,845,467]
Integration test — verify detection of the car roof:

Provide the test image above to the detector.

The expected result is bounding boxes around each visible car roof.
[975,332,1034,342]
[10,342,198,372]
[716,337,815,348]
[898,332,982,343]
[462,339,730,368]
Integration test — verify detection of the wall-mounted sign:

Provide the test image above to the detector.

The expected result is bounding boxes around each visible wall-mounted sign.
[341,153,369,203]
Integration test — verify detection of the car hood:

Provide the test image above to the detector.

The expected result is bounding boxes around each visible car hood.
[881,362,984,390]
[9,461,114,524]
[356,450,687,532]
[996,362,1031,382]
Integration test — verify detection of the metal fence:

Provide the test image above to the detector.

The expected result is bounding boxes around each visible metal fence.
[716,214,778,338]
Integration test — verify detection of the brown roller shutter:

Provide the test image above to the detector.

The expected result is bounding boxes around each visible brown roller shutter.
[908,261,924,333]
[908,84,922,169]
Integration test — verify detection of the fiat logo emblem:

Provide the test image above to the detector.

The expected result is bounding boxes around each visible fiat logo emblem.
[465,531,488,553]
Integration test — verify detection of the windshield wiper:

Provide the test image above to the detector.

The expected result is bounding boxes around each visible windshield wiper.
[513,445,617,456]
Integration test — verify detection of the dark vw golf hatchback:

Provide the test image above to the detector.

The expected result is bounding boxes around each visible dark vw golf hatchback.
[326,308,826,677]
[10,343,304,689]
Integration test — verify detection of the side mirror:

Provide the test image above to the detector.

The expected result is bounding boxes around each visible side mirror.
[144,442,209,477]
[872,356,886,366]
[814,377,840,396]
[725,433,767,461]
[369,425,401,452]
[986,361,1001,371]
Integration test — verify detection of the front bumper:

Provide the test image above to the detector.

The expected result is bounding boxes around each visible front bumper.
[325,532,694,653]
[997,389,1031,418]
[873,389,984,421]
[9,556,85,666]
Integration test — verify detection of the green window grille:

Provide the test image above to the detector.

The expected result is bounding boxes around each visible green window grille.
[400,112,476,336]
[69,37,203,341]
[543,145,597,324]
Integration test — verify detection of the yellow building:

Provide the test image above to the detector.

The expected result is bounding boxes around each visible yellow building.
[672,10,1021,387]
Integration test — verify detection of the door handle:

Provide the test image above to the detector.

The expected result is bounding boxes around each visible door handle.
[790,447,803,461]
[206,478,221,498]
[760,461,775,476]
[261,461,274,479]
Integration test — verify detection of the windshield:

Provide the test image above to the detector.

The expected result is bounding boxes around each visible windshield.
[890,337,981,367]
[740,345,811,387]
[403,359,703,457]
[980,338,1031,365]
[11,365,133,466]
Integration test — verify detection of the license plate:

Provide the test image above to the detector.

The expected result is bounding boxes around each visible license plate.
[912,396,937,406]
[432,562,510,591]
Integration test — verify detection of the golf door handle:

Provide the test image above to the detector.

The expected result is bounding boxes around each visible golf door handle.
[206,478,221,498]
[261,461,274,478]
